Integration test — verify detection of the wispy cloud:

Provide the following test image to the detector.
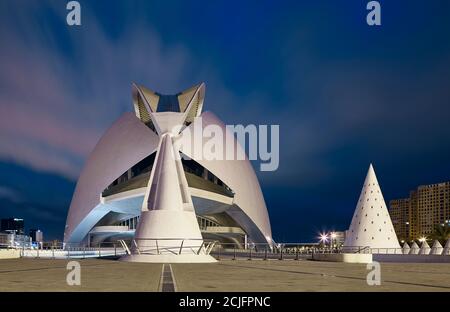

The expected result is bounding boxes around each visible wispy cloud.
[0,186,23,203]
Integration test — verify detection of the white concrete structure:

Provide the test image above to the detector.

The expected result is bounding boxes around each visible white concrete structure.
[443,239,450,256]
[419,241,431,255]
[402,242,410,255]
[430,240,443,255]
[64,83,272,262]
[312,253,373,264]
[0,249,20,259]
[409,241,420,255]
[373,254,450,263]
[343,164,401,253]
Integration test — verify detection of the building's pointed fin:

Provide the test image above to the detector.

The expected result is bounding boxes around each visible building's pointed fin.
[132,83,159,119]
[178,84,200,112]
[178,83,205,123]
[132,83,160,133]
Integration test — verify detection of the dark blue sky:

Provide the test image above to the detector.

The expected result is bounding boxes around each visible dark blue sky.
[0,0,449,241]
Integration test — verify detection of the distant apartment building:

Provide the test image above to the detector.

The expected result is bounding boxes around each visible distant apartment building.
[29,229,44,243]
[389,181,450,241]
[0,218,24,235]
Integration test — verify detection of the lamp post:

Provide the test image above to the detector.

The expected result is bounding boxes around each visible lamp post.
[319,233,329,250]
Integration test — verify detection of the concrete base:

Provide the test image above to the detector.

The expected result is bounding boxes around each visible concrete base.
[120,253,217,263]
[0,249,20,259]
[312,253,373,264]
[373,254,450,263]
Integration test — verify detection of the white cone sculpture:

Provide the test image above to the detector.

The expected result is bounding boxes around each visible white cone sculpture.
[430,240,443,255]
[343,164,401,253]
[409,241,420,254]
[402,242,410,255]
[443,239,450,256]
[419,240,431,255]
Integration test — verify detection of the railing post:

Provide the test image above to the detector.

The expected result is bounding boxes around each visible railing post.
[279,245,283,260]
[179,240,184,255]
[114,244,117,257]
[196,242,204,255]
[296,246,299,260]
[264,247,268,260]
[83,247,86,259]
[98,244,101,258]
[248,247,252,260]
[233,245,236,260]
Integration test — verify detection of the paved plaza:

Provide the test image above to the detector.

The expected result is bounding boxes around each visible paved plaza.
[0,258,449,292]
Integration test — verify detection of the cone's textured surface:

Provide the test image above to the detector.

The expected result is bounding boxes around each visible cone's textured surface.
[343,164,400,250]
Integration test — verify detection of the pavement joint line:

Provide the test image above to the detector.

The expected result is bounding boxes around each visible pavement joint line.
[158,264,165,292]
[159,264,176,292]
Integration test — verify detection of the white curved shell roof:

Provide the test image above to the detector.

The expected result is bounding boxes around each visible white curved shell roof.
[64,109,272,245]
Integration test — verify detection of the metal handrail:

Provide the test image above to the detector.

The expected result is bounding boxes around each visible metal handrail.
[131,238,212,256]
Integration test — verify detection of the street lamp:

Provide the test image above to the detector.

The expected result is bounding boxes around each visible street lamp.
[319,233,329,248]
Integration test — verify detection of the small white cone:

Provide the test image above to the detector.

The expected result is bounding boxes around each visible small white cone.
[443,239,450,256]
[409,241,420,255]
[430,240,443,255]
[402,242,410,255]
[419,241,431,255]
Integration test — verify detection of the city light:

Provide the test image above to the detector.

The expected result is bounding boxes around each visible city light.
[330,232,337,239]
[319,233,329,243]
[419,236,427,242]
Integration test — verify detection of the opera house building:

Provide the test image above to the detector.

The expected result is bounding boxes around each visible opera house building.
[64,83,272,262]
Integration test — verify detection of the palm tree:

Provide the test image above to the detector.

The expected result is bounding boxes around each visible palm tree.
[430,223,450,245]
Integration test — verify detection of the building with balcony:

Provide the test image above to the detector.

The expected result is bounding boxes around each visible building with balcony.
[389,181,450,241]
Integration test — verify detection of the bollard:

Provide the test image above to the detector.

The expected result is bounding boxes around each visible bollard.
[296,246,299,260]
[248,247,252,260]
[280,245,283,260]
[264,247,268,260]
[233,246,236,260]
